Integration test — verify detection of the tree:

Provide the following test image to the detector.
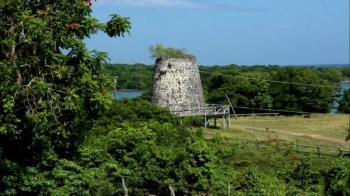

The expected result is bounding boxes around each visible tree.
[207,72,273,109]
[77,99,237,195]
[0,0,130,193]
[270,67,337,113]
[104,63,154,91]
[323,158,350,196]
[316,67,344,83]
[338,89,350,114]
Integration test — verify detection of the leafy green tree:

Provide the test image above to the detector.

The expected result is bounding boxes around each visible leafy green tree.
[104,63,154,91]
[340,67,350,80]
[316,67,344,83]
[338,89,350,114]
[78,99,237,195]
[0,0,130,194]
[233,167,286,195]
[270,67,337,113]
[207,72,273,109]
[323,158,350,196]
[279,158,321,194]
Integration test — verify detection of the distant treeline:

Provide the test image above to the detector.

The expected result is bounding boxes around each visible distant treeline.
[104,63,154,91]
[104,63,350,113]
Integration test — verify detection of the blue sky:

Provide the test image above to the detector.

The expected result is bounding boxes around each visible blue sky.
[85,0,350,66]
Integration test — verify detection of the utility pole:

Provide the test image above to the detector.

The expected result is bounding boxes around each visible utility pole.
[114,75,118,99]
[225,93,238,119]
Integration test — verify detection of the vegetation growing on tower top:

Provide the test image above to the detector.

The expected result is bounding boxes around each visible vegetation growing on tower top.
[149,44,196,61]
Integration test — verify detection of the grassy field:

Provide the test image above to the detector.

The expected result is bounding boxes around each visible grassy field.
[203,113,350,148]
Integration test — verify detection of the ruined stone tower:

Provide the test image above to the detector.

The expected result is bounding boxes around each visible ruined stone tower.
[151,58,205,115]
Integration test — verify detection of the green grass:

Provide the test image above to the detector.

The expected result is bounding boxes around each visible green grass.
[231,114,349,139]
[203,113,350,148]
[225,141,336,173]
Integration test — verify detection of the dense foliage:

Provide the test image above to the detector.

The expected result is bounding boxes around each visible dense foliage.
[269,67,336,113]
[1,94,349,194]
[338,89,350,114]
[105,63,346,113]
[104,63,154,92]
[78,99,237,195]
[1,1,349,195]
[0,0,130,194]
[323,158,350,195]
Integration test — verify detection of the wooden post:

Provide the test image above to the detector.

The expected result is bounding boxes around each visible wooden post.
[317,145,320,157]
[296,142,299,153]
[339,148,343,157]
[228,114,230,128]
[223,116,225,129]
[256,138,260,150]
[214,116,217,128]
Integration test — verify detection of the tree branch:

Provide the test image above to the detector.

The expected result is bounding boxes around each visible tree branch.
[122,177,128,196]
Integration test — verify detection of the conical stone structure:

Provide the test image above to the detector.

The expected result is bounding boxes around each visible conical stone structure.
[151,58,205,115]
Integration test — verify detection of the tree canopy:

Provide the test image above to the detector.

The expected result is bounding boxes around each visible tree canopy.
[0,0,130,193]
[1,1,349,195]
[338,89,350,114]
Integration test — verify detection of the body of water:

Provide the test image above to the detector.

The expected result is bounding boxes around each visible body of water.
[341,81,350,90]
[332,81,349,113]
[112,90,144,99]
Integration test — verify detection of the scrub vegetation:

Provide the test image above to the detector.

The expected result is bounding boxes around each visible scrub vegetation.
[1,1,349,195]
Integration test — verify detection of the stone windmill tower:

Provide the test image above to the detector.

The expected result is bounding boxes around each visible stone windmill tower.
[151,58,205,115]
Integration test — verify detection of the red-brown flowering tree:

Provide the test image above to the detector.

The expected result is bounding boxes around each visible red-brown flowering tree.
[0,1,130,192]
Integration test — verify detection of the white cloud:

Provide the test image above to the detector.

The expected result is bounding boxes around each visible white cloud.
[95,0,208,8]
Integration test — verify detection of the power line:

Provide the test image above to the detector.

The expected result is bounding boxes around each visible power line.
[199,71,340,89]
[232,106,308,114]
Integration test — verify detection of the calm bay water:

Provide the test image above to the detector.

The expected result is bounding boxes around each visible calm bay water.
[341,81,350,90]
[112,90,144,99]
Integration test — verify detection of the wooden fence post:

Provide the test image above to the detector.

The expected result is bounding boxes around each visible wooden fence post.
[296,142,299,153]
[256,139,260,150]
[339,148,343,157]
[317,145,320,157]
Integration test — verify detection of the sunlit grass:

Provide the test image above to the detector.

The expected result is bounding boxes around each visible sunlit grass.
[231,113,349,139]
[202,113,350,148]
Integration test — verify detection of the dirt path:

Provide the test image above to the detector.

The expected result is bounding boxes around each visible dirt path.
[232,125,350,148]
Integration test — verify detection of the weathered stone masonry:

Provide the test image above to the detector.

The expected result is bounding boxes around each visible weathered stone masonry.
[151,58,205,115]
